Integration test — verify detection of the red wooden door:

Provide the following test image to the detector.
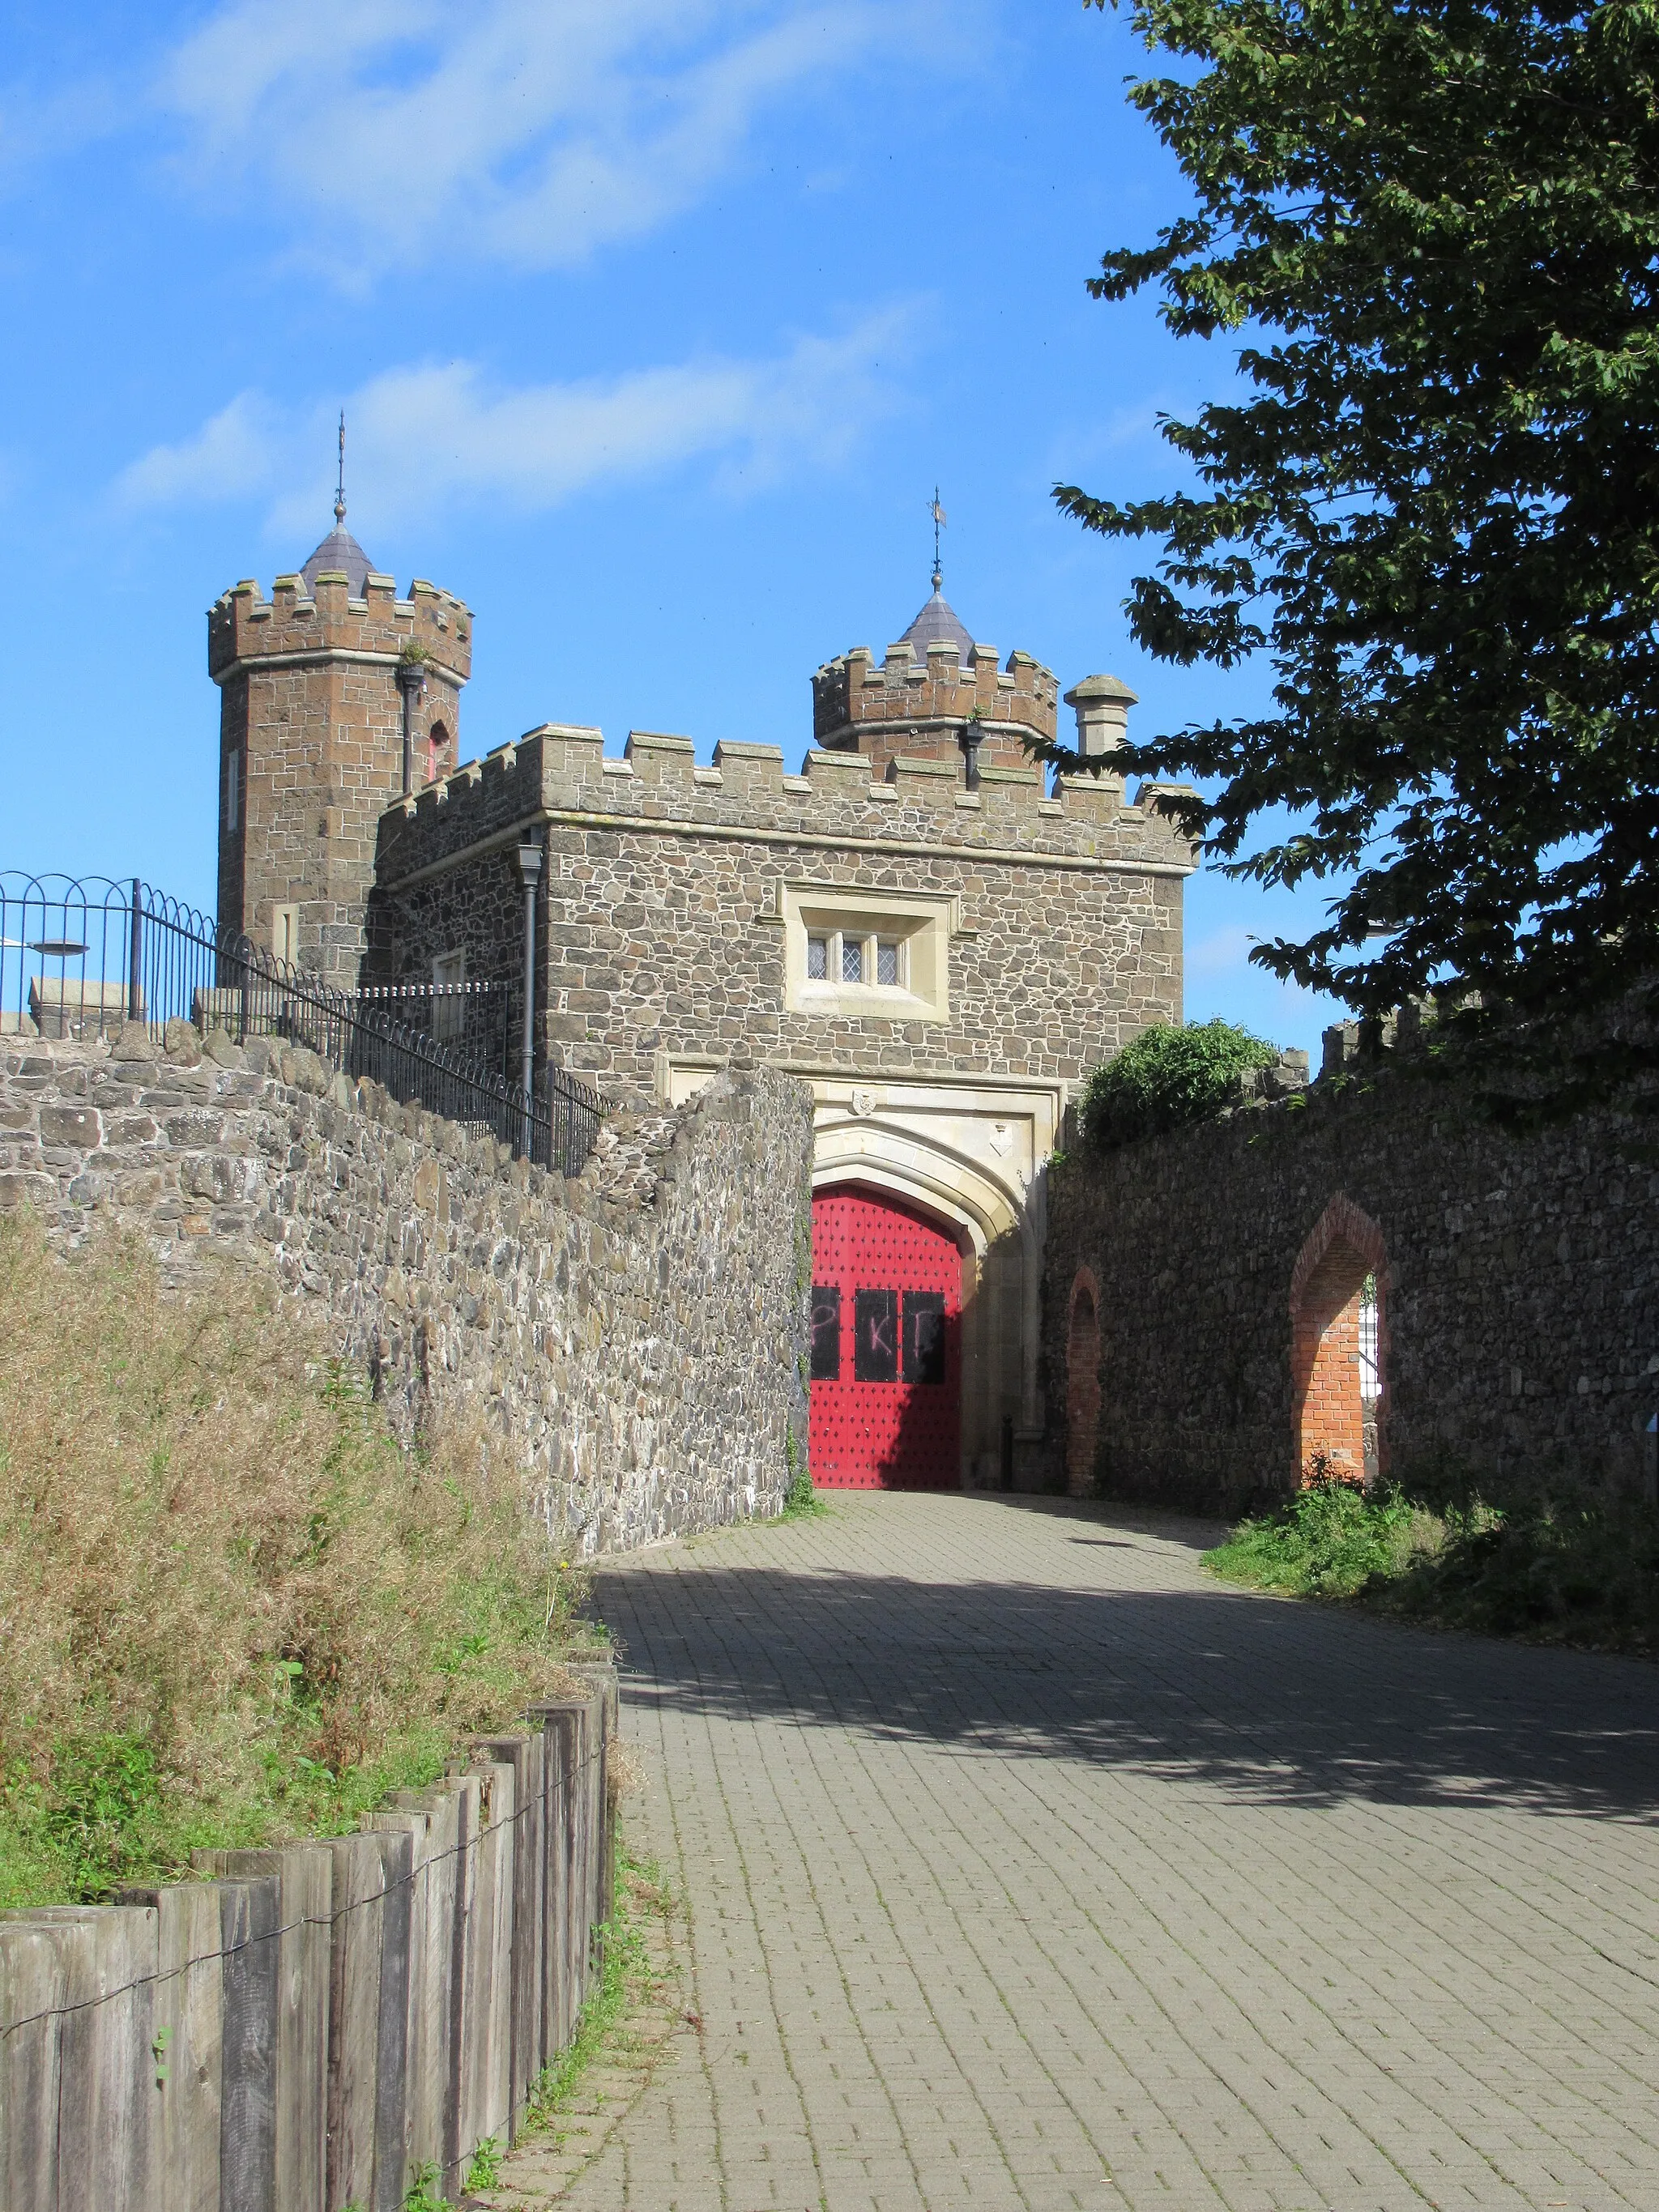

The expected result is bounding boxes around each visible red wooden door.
[808,1185,962,1489]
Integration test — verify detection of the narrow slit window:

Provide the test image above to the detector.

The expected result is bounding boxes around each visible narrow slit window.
[842,937,865,985]
[876,939,900,987]
[806,934,829,981]
[1358,1272,1380,1404]
[224,748,241,832]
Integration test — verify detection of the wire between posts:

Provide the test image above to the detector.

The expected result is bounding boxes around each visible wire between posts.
[0,1743,608,2043]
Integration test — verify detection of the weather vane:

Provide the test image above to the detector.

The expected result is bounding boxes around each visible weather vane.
[335,411,347,526]
[930,487,946,591]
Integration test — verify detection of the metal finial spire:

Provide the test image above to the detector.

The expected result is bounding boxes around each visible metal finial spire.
[930,487,946,592]
[334,411,347,526]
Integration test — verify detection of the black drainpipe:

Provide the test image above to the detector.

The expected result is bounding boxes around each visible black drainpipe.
[960,717,984,792]
[397,659,425,797]
[514,833,543,1113]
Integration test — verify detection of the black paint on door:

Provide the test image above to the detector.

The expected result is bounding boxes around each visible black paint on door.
[853,1287,899,1383]
[809,1285,842,1382]
[903,1291,947,1384]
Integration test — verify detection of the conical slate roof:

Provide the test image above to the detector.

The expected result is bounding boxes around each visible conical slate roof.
[900,582,975,663]
[301,523,374,595]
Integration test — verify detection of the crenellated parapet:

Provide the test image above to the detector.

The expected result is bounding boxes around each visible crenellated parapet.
[208,571,472,687]
[373,722,1198,891]
[812,637,1060,777]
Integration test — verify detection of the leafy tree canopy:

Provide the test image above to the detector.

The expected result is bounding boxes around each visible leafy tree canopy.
[1059,0,1659,1109]
[1080,1018,1276,1149]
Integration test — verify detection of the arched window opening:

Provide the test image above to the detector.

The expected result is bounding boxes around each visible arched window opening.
[426,719,451,786]
[1065,1269,1102,1498]
[1290,1197,1388,1488]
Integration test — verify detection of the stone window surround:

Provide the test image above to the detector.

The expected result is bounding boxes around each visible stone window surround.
[778,880,962,1023]
[271,903,300,965]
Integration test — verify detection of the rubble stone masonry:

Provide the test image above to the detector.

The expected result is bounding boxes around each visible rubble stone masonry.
[1043,1055,1659,1516]
[366,725,1194,1100]
[0,1033,812,1554]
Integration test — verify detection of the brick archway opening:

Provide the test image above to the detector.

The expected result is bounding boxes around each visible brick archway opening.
[1065,1268,1102,1498]
[1290,1196,1388,1487]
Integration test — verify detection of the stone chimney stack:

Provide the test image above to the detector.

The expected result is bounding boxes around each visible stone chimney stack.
[1063,673,1138,762]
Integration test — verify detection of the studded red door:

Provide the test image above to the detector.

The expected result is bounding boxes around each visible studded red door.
[808,1185,962,1489]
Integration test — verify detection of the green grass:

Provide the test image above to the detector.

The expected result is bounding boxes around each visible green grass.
[1207,1476,1659,1654]
[0,1723,479,1915]
[523,1838,672,2131]
[780,1471,831,1521]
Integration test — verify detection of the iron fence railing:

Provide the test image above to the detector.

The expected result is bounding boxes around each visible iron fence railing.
[0,872,601,1177]
[354,978,513,1076]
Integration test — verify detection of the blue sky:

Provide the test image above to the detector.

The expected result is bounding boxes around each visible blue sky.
[0,0,1343,1055]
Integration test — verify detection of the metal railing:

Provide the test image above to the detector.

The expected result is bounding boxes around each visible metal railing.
[0,872,602,1177]
[355,977,512,1075]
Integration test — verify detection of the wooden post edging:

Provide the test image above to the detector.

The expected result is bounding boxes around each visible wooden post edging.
[0,1686,621,2210]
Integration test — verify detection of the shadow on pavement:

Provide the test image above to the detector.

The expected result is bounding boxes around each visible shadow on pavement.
[597,1512,1659,1823]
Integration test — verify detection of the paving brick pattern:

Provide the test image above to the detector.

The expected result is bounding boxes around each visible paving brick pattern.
[531,1494,1659,2211]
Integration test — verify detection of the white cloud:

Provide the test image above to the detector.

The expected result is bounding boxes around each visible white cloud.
[113,312,912,531]
[153,0,953,279]
[114,393,279,513]
[1187,924,1255,977]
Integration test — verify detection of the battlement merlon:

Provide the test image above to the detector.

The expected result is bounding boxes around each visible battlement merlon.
[371,722,1199,894]
[207,572,474,687]
[812,639,1060,749]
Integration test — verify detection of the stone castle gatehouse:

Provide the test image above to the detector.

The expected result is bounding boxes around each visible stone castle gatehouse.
[211,512,1195,1492]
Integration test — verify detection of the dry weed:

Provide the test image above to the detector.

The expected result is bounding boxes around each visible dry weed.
[0,1215,589,1899]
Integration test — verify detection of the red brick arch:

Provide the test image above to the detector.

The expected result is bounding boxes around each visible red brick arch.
[1290,1195,1388,1486]
[1065,1267,1102,1497]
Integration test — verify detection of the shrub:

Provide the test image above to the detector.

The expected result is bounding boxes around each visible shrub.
[1207,1476,1423,1598]
[1207,1474,1659,1654]
[0,1216,587,1905]
[1079,1019,1276,1151]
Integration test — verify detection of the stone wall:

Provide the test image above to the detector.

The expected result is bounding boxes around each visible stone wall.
[1042,1057,1659,1516]
[0,1029,813,1554]
[368,725,1193,1099]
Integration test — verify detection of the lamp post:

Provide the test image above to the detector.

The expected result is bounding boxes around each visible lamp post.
[513,834,543,1114]
[396,658,426,798]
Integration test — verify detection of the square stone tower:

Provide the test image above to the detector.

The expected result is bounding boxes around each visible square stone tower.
[208,510,471,986]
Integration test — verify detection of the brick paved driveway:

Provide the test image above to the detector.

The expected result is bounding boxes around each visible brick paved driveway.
[542,1493,1659,2212]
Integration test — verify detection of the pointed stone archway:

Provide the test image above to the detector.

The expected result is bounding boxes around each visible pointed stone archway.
[658,1057,1065,1491]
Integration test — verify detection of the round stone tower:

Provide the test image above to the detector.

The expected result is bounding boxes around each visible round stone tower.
[209,504,471,986]
[810,572,1061,784]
